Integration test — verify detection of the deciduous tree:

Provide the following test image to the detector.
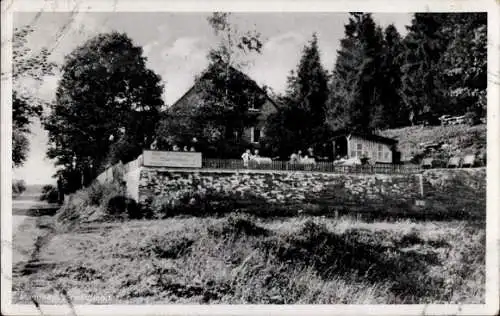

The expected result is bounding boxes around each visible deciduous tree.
[44,32,164,182]
[10,26,55,167]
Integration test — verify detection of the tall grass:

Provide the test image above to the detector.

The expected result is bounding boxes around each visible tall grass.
[27,214,484,304]
[55,181,126,230]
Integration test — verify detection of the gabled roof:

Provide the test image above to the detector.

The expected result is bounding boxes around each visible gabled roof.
[170,64,279,110]
[331,129,398,145]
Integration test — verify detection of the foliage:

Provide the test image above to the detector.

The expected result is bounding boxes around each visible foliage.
[40,184,59,203]
[328,13,386,133]
[12,126,30,167]
[262,34,331,159]
[44,32,164,186]
[327,13,486,132]
[378,24,407,128]
[438,13,487,119]
[400,14,451,125]
[10,26,55,167]
[107,196,140,219]
[55,181,127,228]
[12,179,27,195]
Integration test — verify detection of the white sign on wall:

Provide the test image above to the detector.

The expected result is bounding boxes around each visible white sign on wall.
[142,150,202,168]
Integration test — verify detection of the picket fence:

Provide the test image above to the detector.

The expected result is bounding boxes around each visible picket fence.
[202,158,422,174]
[95,155,421,183]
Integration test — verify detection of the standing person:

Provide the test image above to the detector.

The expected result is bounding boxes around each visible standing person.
[242,149,251,168]
[253,149,260,158]
[150,139,158,150]
[57,175,65,205]
[290,151,298,163]
[297,150,303,162]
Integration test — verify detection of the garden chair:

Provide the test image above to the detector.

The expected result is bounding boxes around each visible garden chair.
[462,154,476,168]
[447,156,462,168]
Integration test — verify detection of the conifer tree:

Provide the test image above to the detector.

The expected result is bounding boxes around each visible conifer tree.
[439,13,487,122]
[328,13,385,133]
[263,33,330,158]
[399,13,450,125]
[379,24,406,128]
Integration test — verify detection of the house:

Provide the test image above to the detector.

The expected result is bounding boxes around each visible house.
[331,130,399,164]
[169,65,278,146]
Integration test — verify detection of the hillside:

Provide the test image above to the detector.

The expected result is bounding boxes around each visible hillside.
[380,124,486,163]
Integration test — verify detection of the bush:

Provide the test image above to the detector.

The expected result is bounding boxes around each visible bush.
[56,181,141,227]
[107,196,141,219]
[40,184,59,203]
[12,179,26,195]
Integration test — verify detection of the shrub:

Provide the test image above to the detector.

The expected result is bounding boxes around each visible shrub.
[56,180,140,227]
[107,196,141,219]
[40,184,59,203]
[12,179,26,195]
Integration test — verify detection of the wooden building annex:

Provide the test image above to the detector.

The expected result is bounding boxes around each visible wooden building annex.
[331,130,399,164]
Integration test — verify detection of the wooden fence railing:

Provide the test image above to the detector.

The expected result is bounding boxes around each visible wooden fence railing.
[96,155,144,184]
[201,159,422,174]
[96,155,421,181]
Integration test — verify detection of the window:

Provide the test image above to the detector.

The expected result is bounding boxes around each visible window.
[251,127,261,143]
[254,128,261,142]
[384,152,390,160]
[356,143,363,157]
[248,94,260,112]
[378,144,383,160]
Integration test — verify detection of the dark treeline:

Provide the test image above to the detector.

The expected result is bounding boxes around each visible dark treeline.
[288,12,487,134]
[329,12,487,132]
[263,12,486,158]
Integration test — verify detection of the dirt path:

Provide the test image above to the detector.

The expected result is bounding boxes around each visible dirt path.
[11,188,60,303]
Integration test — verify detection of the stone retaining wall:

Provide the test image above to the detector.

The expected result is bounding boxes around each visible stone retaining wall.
[138,168,423,208]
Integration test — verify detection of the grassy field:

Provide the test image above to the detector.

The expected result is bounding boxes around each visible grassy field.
[13,212,485,304]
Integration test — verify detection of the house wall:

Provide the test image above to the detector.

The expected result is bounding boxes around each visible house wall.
[348,135,393,163]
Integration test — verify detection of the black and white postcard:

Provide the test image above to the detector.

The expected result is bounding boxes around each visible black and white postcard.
[1,0,499,315]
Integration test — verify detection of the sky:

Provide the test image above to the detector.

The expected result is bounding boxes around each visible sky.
[12,12,413,184]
